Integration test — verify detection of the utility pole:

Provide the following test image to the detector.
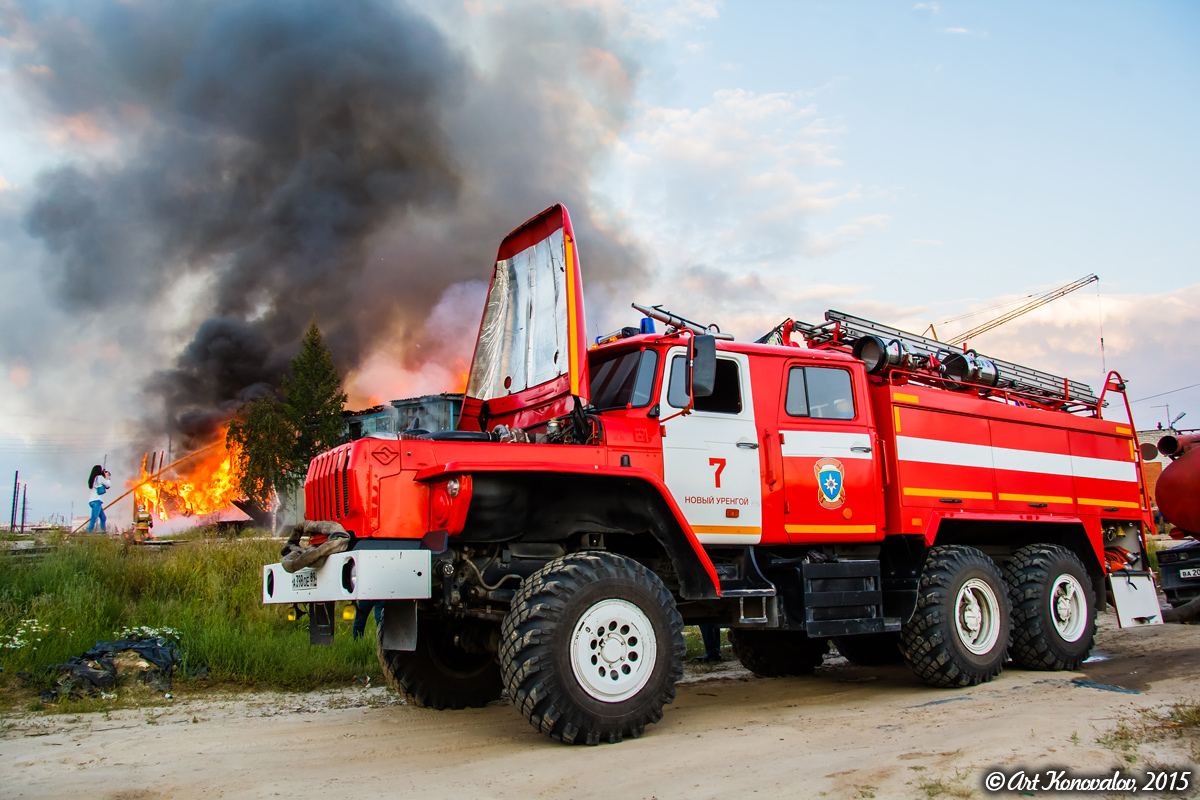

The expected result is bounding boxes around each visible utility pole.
[19,485,26,533]
[9,471,17,532]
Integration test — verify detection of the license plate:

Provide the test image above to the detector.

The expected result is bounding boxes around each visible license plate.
[1180,568,1200,580]
[291,569,318,591]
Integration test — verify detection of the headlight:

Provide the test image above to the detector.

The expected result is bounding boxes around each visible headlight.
[447,477,461,498]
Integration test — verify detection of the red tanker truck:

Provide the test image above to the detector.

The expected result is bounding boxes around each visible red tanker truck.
[1149,433,1200,611]
[263,204,1162,744]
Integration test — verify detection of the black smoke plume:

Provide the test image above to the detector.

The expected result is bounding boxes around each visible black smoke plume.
[14,0,645,449]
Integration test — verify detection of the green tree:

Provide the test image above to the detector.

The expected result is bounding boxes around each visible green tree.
[226,395,302,505]
[282,319,348,465]
[226,320,347,508]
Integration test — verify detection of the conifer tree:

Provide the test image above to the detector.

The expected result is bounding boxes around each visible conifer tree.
[282,319,348,465]
[227,319,346,507]
[226,395,301,503]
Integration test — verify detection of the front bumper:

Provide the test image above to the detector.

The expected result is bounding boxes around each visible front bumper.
[262,549,432,604]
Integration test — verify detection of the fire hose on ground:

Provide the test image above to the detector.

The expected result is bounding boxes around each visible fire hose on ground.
[279,520,351,573]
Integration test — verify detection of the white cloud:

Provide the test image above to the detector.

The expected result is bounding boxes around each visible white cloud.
[0,173,13,192]
[593,79,896,337]
[801,118,848,136]
[911,238,943,246]
[945,27,970,34]
[805,214,891,256]
[609,87,858,263]
[626,0,721,38]
[882,285,1200,410]
[914,2,939,11]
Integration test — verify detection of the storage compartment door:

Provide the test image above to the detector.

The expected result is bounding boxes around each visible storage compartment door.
[990,420,1076,513]
[894,408,996,510]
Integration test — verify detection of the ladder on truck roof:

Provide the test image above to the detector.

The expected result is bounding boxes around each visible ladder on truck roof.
[786,310,1100,410]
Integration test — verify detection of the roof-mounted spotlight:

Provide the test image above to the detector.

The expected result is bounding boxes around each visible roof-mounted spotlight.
[852,335,913,375]
[940,350,1001,391]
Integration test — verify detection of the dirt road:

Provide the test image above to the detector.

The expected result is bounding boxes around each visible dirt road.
[4,612,1199,800]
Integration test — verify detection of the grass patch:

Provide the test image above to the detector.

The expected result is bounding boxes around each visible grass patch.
[918,772,974,799]
[1145,536,1162,578]
[1097,700,1200,764]
[682,625,733,661]
[0,534,381,709]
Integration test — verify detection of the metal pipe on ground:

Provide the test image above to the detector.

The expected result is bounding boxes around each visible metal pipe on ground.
[68,441,223,535]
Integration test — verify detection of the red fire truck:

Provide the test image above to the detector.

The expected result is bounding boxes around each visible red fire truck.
[263,204,1161,745]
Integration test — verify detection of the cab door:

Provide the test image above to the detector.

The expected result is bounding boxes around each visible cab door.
[660,348,763,545]
[778,361,882,542]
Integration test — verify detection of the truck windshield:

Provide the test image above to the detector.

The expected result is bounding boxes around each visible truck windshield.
[589,349,659,411]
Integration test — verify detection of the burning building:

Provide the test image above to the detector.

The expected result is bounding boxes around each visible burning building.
[10,0,650,522]
[344,393,464,439]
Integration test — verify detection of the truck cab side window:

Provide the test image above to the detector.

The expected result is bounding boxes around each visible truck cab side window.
[785,367,809,416]
[668,355,743,413]
[786,366,855,420]
[590,349,660,410]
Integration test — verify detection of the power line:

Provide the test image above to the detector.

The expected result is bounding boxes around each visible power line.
[1132,382,1200,403]
[0,434,145,440]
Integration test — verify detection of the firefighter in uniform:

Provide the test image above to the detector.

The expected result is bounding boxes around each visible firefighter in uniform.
[133,504,154,541]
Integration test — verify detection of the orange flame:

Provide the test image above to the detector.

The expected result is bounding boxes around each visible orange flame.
[133,436,243,521]
[455,358,470,394]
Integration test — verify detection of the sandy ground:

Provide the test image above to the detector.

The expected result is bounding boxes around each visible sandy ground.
[3,610,1199,800]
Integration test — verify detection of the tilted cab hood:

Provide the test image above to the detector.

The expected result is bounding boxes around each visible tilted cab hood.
[459,204,589,432]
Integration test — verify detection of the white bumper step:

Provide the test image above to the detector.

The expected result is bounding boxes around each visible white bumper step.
[263,549,432,604]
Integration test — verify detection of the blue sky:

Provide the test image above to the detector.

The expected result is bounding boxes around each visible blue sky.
[605,0,1198,421]
[0,0,1197,523]
[619,0,1198,298]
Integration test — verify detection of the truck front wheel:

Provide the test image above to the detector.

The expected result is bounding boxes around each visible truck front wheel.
[728,629,828,676]
[377,615,503,710]
[1004,544,1096,670]
[833,632,903,666]
[900,545,1011,688]
[499,551,686,745]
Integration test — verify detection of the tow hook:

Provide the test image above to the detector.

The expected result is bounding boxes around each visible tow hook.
[438,560,459,607]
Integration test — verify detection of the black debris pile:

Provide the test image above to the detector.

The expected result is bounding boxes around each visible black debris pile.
[36,637,204,702]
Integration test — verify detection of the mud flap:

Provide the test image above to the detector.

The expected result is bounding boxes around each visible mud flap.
[1109,571,1163,627]
[381,599,419,651]
[309,601,336,645]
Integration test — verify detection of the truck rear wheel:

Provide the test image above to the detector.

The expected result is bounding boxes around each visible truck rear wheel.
[833,632,903,666]
[1004,544,1096,670]
[728,629,828,677]
[377,615,503,710]
[900,545,1011,688]
[499,551,685,745]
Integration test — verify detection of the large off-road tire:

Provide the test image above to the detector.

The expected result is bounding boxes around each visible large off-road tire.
[377,615,503,710]
[900,545,1011,688]
[499,551,685,745]
[1004,544,1096,670]
[728,629,829,677]
[833,632,903,666]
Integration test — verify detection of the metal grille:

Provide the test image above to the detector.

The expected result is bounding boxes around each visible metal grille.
[305,446,354,522]
[317,453,328,520]
[334,448,344,519]
[341,449,350,519]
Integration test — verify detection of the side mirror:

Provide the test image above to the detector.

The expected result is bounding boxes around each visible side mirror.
[691,335,716,398]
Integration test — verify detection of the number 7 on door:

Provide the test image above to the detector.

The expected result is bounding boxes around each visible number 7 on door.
[709,458,726,489]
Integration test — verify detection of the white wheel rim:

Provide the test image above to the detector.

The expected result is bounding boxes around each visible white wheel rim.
[1050,573,1087,642]
[570,598,658,703]
[955,578,1002,656]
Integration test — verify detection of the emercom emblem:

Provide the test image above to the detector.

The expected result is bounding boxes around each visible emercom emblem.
[814,457,846,509]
